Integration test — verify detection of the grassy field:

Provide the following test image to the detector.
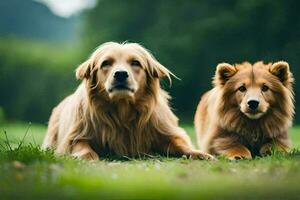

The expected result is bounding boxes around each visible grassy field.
[1,122,300,199]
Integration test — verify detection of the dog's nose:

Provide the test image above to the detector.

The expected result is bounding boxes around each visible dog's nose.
[114,70,128,82]
[247,100,259,110]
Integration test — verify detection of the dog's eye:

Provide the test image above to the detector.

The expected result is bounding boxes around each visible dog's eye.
[131,60,141,67]
[262,85,269,92]
[238,86,247,92]
[101,60,113,68]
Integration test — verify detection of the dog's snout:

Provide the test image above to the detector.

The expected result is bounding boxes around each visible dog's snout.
[114,70,128,82]
[247,100,259,110]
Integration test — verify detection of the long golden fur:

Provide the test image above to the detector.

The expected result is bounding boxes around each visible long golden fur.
[194,61,294,160]
[42,42,213,160]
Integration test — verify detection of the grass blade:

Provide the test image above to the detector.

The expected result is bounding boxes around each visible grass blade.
[17,122,32,150]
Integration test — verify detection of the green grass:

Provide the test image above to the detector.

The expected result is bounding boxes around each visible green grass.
[0,122,300,199]
[0,122,46,147]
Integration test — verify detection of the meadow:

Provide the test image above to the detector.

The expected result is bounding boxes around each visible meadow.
[0,122,300,199]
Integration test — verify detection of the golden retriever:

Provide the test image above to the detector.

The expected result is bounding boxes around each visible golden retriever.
[42,42,213,160]
[194,61,294,160]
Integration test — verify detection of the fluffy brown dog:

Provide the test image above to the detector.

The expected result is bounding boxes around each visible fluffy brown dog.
[42,42,213,160]
[194,61,294,160]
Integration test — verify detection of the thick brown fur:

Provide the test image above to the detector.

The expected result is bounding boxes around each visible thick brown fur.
[42,42,213,160]
[194,61,294,160]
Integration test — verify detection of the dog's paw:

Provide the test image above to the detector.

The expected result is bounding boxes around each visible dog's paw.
[188,150,216,160]
[260,143,288,157]
[72,150,100,161]
[222,145,252,160]
[82,151,100,161]
[227,149,252,160]
[228,154,252,161]
[259,143,273,157]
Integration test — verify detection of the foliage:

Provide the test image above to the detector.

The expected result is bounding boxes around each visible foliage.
[0,38,82,122]
[0,107,5,124]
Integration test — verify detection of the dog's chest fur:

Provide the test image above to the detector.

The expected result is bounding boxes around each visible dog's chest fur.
[90,101,162,157]
[221,114,288,155]
[92,123,161,157]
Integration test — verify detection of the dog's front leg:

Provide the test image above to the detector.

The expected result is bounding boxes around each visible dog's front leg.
[71,142,99,161]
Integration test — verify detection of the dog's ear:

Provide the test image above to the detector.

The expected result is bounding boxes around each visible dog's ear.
[131,43,176,83]
[214,63,237,86]
[147,56,171,79]
[75,58,94,80]
[145,51,178,85]
[270,61,293,86]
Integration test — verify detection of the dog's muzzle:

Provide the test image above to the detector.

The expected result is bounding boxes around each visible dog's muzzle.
[108,70,134,93]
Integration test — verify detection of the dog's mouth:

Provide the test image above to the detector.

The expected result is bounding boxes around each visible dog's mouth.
[108,84,135,93]
[244,110,265,120]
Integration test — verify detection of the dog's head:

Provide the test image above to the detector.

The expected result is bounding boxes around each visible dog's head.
[214,61,294,120]
[76,42,172,101]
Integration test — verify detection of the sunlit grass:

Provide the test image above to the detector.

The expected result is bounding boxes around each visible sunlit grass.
[0,122,300,199]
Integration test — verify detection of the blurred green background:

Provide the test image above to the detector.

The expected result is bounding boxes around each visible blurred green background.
[0,0,299,125]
